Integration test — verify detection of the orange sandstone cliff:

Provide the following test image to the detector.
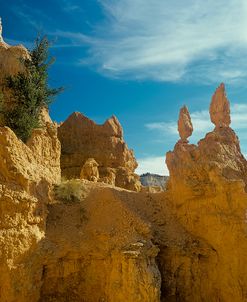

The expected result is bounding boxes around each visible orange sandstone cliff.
[1,36,247,302]
[165,83,247,301]
[0,125,61,302]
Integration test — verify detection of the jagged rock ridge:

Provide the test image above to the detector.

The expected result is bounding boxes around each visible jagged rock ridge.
[58,112,141,191]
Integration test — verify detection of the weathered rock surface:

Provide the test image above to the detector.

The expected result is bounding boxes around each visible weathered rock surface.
[0,40,30,128]
[210,83,231,128]
[165,84,247,301]
[80,158,99,182]
[0,125,61,302]
[0,40,29,84]
[58,112,141,191]
[40,181,161,302]
[178,105,193,142]
[2,38,247,302]
[39,107,53,126]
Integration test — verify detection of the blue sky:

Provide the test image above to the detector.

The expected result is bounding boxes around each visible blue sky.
[2,0,247,175]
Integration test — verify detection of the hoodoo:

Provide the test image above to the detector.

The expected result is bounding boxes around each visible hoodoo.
[165,83,247,301]
[177,105,193,142]
[209,83,231,128]
[2,22,247,301]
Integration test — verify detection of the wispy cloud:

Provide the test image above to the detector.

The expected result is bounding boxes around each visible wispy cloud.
[11,3,51,31]
[72,0,247,83]
[146,103,247,143]
[61,0,82,12]
[136,156,169,175]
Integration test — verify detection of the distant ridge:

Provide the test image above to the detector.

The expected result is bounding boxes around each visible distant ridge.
[140,173,168,189]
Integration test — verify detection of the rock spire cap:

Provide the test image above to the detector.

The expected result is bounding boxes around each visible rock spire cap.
[210,83,231,128]
[178,105,193,142]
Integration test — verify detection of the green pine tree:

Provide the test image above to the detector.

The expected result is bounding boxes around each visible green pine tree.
[0,36,63,142]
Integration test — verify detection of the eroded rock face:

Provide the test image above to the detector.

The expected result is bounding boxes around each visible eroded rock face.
[0,41,29,84]
[58,112,141,191]
[165,84,247,301]
[40,182,161,302]
[2,55,247,302]
[0,125,61,302]
[178,105,193,142]
[210,83,231,128]
[39,107,53,126]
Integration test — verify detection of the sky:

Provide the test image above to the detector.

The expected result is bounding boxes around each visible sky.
[1,0,247,175]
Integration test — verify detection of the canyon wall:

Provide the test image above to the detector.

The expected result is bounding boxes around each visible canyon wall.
[0,124,60,302]
[1,32,247,301]
[40,181,161,302]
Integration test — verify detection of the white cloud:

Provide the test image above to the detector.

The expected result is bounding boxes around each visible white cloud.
[146,102,247,144]
[136,156,169,175]
[68,0,247,83]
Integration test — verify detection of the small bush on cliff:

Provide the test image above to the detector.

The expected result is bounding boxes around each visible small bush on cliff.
[54,179,88,203]
[0,36,63,142]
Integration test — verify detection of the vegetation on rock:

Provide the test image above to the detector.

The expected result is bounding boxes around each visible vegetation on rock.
[54,179,89,203]
[0,36,63,142]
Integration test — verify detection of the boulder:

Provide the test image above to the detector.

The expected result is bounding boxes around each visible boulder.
[80,158,99,182]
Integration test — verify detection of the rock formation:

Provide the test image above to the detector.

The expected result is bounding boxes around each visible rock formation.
[0,22,52,126]
[178,105,193,142]
[40,181,161,302]
[0,33,29,84]
[140,173,168,190]
[58,112,141,191]
[2,28,247,301]
[80,158,99,182]
[0,125,60,302]
[0,32,30,127]
[210,83,231,128]
[165,83,247,301]
[39,106,53,125]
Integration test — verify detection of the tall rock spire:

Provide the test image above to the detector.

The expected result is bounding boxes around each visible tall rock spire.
[209,83,231,128]
[0,17,3,43]
[177,105,193,143]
